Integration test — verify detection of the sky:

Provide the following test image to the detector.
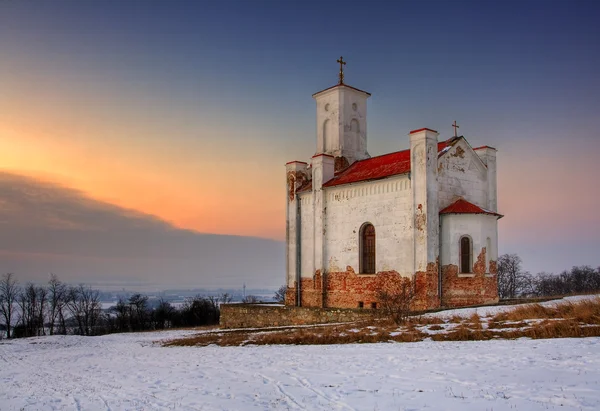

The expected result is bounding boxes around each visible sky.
[0,0,599,289]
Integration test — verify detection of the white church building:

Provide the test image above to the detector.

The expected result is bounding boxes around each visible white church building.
[285,59,501,310]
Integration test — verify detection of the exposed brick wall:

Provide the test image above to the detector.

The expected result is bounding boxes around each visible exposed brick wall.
[286,170,308,201]
[414,260,441,310]
[286,266,443,310]
[441,247,498,307]
[285,252,497,311]
[285,284,296,306]
[220,304,374,329]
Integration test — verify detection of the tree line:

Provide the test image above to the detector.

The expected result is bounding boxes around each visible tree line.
[497,254,600,299]
[0,273,231,339]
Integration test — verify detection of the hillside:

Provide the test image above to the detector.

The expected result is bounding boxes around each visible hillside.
[1,298,600,410]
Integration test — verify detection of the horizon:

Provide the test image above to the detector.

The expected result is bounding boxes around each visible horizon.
[1,0,599,289]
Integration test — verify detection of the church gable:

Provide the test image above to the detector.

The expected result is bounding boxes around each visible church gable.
[437,137,489,210]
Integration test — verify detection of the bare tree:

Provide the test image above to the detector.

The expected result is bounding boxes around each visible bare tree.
[16,283,48,337]
[274,285,286,303]
[153,298,174,329]
[37,286,48,336]
[497,254,532,299]
[0,273,19,339]
[219,293,232,304]
[242,295,260,303]
[534,266,600,297]
[376,277,421,325]
[128,293,149,331]
[47,274,68,335]
[112,297,130,332]
[66,285,102,336]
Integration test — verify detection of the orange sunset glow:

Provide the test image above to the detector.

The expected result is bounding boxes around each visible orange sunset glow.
[1,0,599,290]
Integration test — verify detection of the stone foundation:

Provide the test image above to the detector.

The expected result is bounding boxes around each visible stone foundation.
[220,303,374,329]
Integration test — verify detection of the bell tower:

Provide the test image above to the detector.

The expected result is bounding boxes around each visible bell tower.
[312,57,371,170]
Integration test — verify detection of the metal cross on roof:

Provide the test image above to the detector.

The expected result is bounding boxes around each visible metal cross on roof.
[452,120,460,137]
[337,56,346,84]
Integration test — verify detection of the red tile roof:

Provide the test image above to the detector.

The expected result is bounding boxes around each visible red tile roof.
[321,141,450,188]
[439,198,503,218]
[473,145,497,151]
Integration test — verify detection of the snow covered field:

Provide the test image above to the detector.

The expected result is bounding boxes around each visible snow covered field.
[1,328,599,410]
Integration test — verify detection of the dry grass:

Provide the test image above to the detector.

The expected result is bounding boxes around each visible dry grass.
[164,297,600,347]
[449,315,464,324]
[492,298,600,323]
[409,315,445,325]
[487,320,528,329]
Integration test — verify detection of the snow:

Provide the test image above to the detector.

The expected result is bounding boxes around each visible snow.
[422,294,600,320]
[1,330,600,410]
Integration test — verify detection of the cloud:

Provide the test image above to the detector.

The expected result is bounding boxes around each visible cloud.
[0,172,284,290]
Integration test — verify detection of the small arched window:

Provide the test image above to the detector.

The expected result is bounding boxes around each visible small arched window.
[360,223,376,274]
[460,236,472,273]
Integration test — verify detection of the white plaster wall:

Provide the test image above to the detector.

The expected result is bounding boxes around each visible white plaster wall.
[314,86,369,163]
[475,148,498,212]
[440,214,498,273]
[410,130,440,272]
[438,139,489,211]
[312,155,335,276]
[298,193,315,278]
[286,197,297,287]
[285,162,309,287]
[322,176,414,276]
[315,89,340,155]
[340,88,369,162]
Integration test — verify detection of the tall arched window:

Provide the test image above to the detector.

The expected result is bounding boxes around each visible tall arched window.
[361,223,376,274]
[460,236,472,273]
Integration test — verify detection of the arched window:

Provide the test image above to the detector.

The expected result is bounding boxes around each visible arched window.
[460,236,472,273]
[360,223,376,274]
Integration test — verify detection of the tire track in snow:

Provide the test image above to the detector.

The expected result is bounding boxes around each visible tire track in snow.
[258,373,306,410]
[285,371,357,411]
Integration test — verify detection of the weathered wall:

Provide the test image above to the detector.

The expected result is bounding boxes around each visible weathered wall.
[299,193,314,280]
[313,85,370,165]
[410,129,440,287]
[475,147,498,211]
[440,213,498,272]
[287,268,441,310]
[285,163,309,291]
[442,247,499,307]
[322,175,413,276]
[438,139,488,211]
[220,303,374,329]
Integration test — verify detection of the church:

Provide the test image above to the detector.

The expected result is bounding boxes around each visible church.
[285,58,501,310]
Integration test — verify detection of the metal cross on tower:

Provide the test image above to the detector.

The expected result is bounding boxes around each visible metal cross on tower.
[452,120,460,137]
[337,56,346,84]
